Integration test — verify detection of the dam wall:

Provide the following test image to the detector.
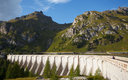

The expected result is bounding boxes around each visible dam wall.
[7,55,128,80]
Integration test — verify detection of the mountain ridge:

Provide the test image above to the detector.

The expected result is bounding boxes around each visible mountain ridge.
[0,11,71,53]
[0,7,128,53]
[48,7,128,52]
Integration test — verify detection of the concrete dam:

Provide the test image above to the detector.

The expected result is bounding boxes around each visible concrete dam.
[7,55,128,80]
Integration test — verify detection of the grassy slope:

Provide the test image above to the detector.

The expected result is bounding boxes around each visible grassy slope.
[0,21,57,52]
[5,77,36,80]
[47,27,89,52]
[0,12,71,53]
[47,11,128,52]
[95,30,128,52]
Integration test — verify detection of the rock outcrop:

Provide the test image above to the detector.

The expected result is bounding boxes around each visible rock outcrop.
[48,7,128,52]
[0,11,70,52]
[1,7,128,53]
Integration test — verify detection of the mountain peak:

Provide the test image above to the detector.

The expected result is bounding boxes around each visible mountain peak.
[9,11,53,23]
[84,11,99,15]
[29,11,44,16]
[118,7,128,12]
[48,7,128,52]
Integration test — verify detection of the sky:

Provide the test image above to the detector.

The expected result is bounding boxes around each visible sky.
[0,0,128,24]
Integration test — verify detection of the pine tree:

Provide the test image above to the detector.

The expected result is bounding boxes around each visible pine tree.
[69,65,74,80]
[0,66,5,80]
[0,59,6,80]
[29,72,35,77]
[6,63,13,78]
[12,62,21,78]
[74,64,80,76]
[24,68,30,77]
[1,59,31,79]
[51,63,58,80]
[43,58,51,78]
[6,62,24,79]
[94,68,104,80]
[95,68,101,76]
[20,67,25,77]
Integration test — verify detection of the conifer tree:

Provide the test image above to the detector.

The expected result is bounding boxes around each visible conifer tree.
[51,63,58,80]
[24,68,30,77]
[0,59,7,80]
[74,64,80,76]
[0,59,31,79]
[6,62,29,79]
[29,72,34,77]
[94,68,104,80]
[20,67,25,77]
[43,58,51,78]
[12,62,21,78]
[6,63,13,78]
[69,65,74,80]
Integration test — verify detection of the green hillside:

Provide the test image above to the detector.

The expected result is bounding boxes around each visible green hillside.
[0,11,70,53]
[48,7,128,52]
[0,7,128,53]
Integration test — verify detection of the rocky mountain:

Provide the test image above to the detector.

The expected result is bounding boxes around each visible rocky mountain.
[48,7,128,52]
[0,11,70,53]
[0,7,128,53]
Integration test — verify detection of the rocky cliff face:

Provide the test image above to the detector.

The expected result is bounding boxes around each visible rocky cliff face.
[0,11,70,53]
[48,7,128,52]
[1,7,128,53]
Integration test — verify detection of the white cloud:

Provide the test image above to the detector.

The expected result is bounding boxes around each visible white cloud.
[0,0,22,21]
[47,0,70,4]
[34,0,52,11]
[34,0,44,7]
[43,6,51,11]
[34,0,70,12]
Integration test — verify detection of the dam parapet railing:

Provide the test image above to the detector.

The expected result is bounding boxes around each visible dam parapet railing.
[100,56,128,72]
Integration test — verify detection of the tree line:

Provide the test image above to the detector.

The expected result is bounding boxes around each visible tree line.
[0,58,107,80]
[43,58,107,80]
[42,58,80,80]
[0,59,35,80]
